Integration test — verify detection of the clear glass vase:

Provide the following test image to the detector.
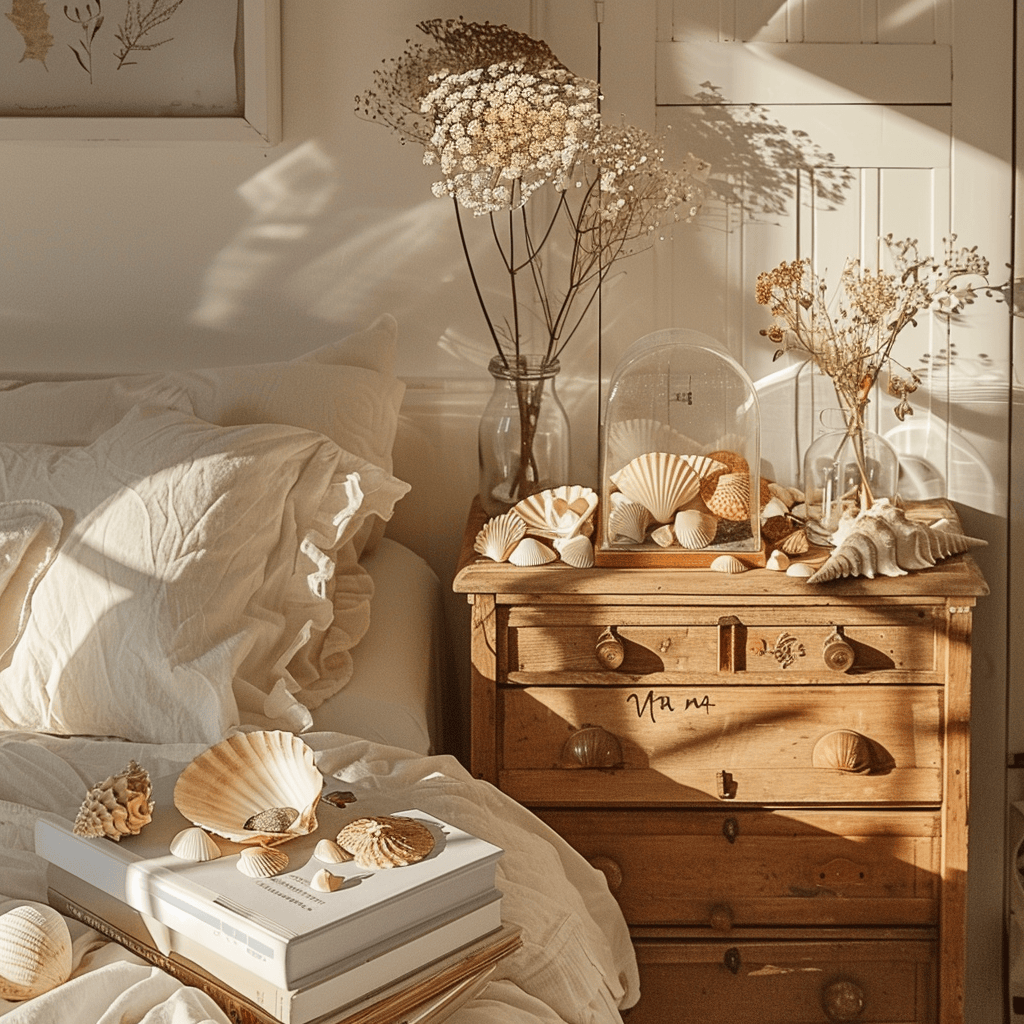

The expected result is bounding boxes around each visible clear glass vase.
[478,355,570,517]
[802,409,899,543]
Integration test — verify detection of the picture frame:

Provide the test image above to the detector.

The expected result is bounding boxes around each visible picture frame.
[0,0,281,144]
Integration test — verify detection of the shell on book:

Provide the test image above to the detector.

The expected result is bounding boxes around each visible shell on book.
[673,509,717,549]
[174,731,322,845]
[314,838,354,864]
[553,534,594,569]
[170,826,222,862]
[806,499,985,584]
[73,759,153,841]
[512,485,597,539]
[236,845,290,878]
[701,471,751,522]
[611,452,703,524]
[310,868,343,893]
[710,554,749,574]
[473,512,526,562]
[508,537,558,567]
[607,497,653,544]
[0,903,73,1001]
[336,816,436,870]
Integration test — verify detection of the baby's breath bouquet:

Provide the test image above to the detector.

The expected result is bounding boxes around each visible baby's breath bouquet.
[357,18,708,507]
[756,235,991,519]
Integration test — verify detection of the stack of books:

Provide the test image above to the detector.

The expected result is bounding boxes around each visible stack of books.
[36,774,518,1024]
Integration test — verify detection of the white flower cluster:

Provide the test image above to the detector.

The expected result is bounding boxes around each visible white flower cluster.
[421,61,600,214]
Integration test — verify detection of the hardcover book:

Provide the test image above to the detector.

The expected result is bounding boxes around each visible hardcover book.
[35,773,504,989]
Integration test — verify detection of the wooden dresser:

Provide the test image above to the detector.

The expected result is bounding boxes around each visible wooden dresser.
[453,498,988,1024]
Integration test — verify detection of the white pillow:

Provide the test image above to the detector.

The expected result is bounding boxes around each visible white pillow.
[0,406,410,744]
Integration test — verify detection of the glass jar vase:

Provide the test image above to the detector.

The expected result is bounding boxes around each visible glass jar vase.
[478,355,570,517]
[802,409,899,543]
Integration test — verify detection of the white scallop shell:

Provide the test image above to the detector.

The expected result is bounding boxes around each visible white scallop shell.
[174,731,322,845]
[0,903,73,1001]
[473,512,526,562]
[236,845,290,878]
[553,534,595,568]
[73,760,153,841]
[607,497,653,544]
[337,816,436,870]
[786,562,816,578]
[766,549,791,571]
[314,838,354,863]
[673,509,717,549]
[508,537,558,566]
[710,554,749,574]
[512,486,597,539]
[310,868,343,892]
[604,418,699,468]
[701,471,751,522]
[170,827,222,862]
[610,452,702,524]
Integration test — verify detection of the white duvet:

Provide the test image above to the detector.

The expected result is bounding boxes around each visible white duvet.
[0,730,640,1024]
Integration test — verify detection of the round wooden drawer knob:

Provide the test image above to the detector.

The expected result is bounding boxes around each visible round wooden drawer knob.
[595,628,625,669]
[822,631,855,672]
[709,903,733,931]
[561,726,623,768]
[588,856,623,892]
[822,979,865,1020]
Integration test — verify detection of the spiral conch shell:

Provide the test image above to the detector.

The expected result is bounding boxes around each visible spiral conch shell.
[0,904,73,1001]
[73,760,153,841]
[806,500,985,584]
[336,816,436,870]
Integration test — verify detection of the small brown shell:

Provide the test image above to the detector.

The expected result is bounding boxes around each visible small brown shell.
[778,528,810,555]
[337,816,436,869]
[562,726,623,768]
[701,472,751,522]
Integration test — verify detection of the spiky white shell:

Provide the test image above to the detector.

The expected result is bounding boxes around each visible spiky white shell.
[170,827,222,862]
[236,845,290,878]
[473,512,526,562]
[174,731,322,845]
[607,497,653,544]
[710,554,749,574]
[512,486,597,539]
[673,509,717,549]
[0,903,73,1001]
[73,760,153,841]
[553,534,595,568]
[508,537,558,566]
[336,816,435,870]
[610,452,702,524]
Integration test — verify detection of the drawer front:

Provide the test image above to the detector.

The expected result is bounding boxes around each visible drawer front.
[535,808,940,928]
[507,606,943,683]
[627,937,936,1023]
[499,684,942,805]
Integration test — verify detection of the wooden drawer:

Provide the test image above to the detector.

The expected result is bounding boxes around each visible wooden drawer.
[627,936,936,1023]
[499,684,942,805]
[506,605,943,683]
[534,809,940,928]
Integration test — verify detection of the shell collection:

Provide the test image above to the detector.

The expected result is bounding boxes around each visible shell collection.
[73,760,154,841]
[0,904,73,1001]
[336,816,436,870]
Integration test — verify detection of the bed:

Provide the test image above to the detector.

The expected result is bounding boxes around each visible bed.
[0,315,640,1024]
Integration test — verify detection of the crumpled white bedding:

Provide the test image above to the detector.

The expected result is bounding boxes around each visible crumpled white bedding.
[0,729,640,1024]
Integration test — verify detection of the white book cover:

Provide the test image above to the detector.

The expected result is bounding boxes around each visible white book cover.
[35,774,503,989]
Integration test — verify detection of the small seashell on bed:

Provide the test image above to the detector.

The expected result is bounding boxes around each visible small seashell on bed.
[170,826,222,862]
[73,760,153,841]
[336,816,436,870]
[473,512,526,562]
[0,904,73,1001]
[236,845,290,878]
[174,731,322,845]
[610,452,702,524]
[512,485,597,539]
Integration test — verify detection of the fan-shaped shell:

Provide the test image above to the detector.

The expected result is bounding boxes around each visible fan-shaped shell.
[562,726,623,768]
[604,418,699,468]
[174,731,322,845]
[710,554,749,574]
[0,903,73,1001]
[812,730,875,773]
[310,868,343,893]
[73,760,153,841]
[607,497,653,544]
[701,471,751,522]
[673,509,717,549]
[508,537,558,566]
[473,512,526,562]
[779,528,810,555]
[170,827,222,862]
[704,449,749,475]
[337,816,436,870]
[236,845,290,878]
[314,838,353,864]
[512,486,597,539]
[610,452,702,523]
[766,549,791,571]
[553,534,594,568]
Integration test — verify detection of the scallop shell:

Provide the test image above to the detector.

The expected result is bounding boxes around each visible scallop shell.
[0,904,73,1001]
[170,827,222,862]
[174,731,322,845]
[337,816,436,870]
[682,454,729,479]
[607,497,653,544]
[704,449,749,475]
[310,868,343,893]
[314,838,354,864]
[473,512,526,562]
[553,534,594,568]
[710,554,749,574]
[806,499,985,584]
[73,760,153,841]
[236,845,290,878]
[508,537,558,566]
[512,486,598,539]
[786,562,815,578]
[778,528,810,555]
[701,471,751,522]
[610,452,702,523]
[673,509,717,549]
[766,549,791,571]
[812,730,875,773]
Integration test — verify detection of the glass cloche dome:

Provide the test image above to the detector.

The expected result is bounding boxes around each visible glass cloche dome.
[597,328,764,566]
